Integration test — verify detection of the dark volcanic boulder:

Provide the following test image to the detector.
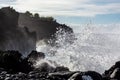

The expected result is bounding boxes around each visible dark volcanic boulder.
[34,62,55,73]
[0,50,22,72]
[68,72,82,80]
[0,50,33,73]
[27,50,45,63]
[103,61,120,80]
[48,71,77,80]
[110,68,120,79]
[83,71,102,80]
[55,66,69,72]
[68,71,102,80]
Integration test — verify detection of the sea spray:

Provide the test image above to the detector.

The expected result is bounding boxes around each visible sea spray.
[36,24,120,73]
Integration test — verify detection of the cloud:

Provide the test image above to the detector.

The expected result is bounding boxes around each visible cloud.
[0,0,120,17]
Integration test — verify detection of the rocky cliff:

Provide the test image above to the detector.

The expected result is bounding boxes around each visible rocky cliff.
[0,7,73,55]
[0,7,36,55]
[18,12,73,41]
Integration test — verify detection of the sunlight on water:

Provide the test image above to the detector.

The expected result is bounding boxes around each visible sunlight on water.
[36,24,120,73]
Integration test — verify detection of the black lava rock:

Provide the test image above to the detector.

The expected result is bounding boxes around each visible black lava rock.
[0,50,22,72]
[0,50,33,73]
[103,61,120,80]
[54,66,69,72]
[0,50,120,80]
[83,71,102,80]
[27,50,45,63]
[68,72,82,80]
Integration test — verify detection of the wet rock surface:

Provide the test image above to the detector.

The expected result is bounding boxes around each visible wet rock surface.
[0,70,102,80]
[0,50,119,80]
[102,61,120,80]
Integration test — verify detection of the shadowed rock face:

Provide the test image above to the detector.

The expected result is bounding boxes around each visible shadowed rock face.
[103,61,120,80]
[0,7,73,55]
[0,7,36,55]
[18,13,73,41]
[27,50,45,63]
[0,50,33,73]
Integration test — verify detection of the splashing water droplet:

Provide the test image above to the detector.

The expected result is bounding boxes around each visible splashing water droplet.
[36,24,120,73]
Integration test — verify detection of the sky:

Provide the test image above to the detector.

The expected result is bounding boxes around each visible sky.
[0,0,120,26]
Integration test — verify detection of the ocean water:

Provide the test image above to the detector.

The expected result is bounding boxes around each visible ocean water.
[36,24,120,73]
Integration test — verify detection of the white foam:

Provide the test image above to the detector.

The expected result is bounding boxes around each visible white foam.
[36,24,120,73]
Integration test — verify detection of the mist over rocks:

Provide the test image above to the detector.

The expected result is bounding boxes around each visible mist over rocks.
[0,50,120,80]
[2,6,120,80]
[0,7,73,55]
[0,7,36,55]
[0,50,103,80]
[18,12,73,41]
[27,50,45,64]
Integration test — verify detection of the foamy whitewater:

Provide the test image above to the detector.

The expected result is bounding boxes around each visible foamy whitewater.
[36,24,120,73]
